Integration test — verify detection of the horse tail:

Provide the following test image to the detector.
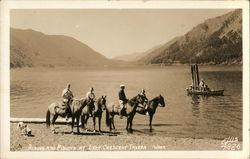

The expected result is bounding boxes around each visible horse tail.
[106,110,111,127]
[46,109,50,128]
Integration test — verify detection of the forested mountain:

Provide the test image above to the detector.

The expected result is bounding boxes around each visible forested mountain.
[137,9,242,65]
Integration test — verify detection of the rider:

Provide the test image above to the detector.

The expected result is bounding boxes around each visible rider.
[118,84,128,119]
[139,89,149,115]
[86,87,95,117]
[62,83,74,120]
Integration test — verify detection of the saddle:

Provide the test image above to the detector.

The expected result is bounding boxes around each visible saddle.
[54,101,68,115]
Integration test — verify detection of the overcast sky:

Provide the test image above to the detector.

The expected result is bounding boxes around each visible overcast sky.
[10,9,233,58]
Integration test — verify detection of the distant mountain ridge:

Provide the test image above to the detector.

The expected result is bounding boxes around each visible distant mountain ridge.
[137,9,242,65]
[10,9,242,68]
[113,45,162,62]
[10,28,116,68]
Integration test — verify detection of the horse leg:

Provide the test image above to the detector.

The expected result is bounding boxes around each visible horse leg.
[149,114,153,132]
[129,116,134,132]
[109,115,112,132]
[71,115,75,134]
[76,115,80,134]
[85,115,89,130]
[98,116,102,132]
[93,116,96,132]
[111,115,116,131]
[81,115,85,129]
[49,114,54,131]
[126,116,129,132]
[51,114,58,134]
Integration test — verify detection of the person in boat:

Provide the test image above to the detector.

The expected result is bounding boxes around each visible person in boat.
[199,79,205,91]
[139,89,149,115]
[62,83,74,120]
[118,84,128,119]
[86,87,95,117]
[204,84,211,92]
[189,85,194,90]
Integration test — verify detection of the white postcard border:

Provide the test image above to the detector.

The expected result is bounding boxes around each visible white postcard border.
[1,1,249,159]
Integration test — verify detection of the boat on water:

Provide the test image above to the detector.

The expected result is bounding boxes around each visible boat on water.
[186,64,224,96]
[186,88,224,96]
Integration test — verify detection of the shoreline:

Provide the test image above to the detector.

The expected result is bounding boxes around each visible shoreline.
[10,64,242,71]
[10,123,242,151]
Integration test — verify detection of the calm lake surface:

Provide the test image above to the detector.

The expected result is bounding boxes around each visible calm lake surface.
[10,66,242,140]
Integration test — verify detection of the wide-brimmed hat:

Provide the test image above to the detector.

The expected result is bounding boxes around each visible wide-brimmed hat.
[120,84,125,88]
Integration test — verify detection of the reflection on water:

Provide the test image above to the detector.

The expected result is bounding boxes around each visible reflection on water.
[190,95,200,118]
[10,66,242,140]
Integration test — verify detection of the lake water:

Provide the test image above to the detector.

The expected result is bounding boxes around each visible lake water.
[10,66,242,140]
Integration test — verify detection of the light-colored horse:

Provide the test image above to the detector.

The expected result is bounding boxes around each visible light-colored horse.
[81,96,107,132]
[46,98,93,134]
[70,98,94,133]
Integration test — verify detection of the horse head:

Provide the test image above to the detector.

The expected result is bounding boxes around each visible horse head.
[158,94,165,107]
[87,98,95,108]
[99,96,107,111]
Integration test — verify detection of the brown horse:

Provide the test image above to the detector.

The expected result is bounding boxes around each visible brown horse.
[81,96,107,132]
[106,94,145,133]
[136,95,166,132]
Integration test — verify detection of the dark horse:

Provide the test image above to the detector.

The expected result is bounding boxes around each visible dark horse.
[136,95,165,132]
[46,98,94,134]
[106,94,145,132]
[81,96,107,132]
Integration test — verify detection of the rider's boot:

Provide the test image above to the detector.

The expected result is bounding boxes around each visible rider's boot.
[145,105,149,116]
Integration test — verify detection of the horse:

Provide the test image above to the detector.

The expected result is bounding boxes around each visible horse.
[136,95,165,132]
[81,96,107,132]
[106,94,145,133]
[46,98,92,134]
[70,98,95,133]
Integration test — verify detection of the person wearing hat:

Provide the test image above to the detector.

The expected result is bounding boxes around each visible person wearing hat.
[139,89,149,115]
[62,83,74,120]
[118,84,128,119]
[86,87,95,117]
[199,79,206,91]
[86,87,95,100]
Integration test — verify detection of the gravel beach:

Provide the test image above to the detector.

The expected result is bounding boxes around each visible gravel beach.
[10,123,241,151]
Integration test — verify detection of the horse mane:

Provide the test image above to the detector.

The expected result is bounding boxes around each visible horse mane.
[130,95,138,101]
[80,98,88,107]
[129,95,139,105]
[97,97,102,106]
[150,96,159,102]
[96,97,102,110]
